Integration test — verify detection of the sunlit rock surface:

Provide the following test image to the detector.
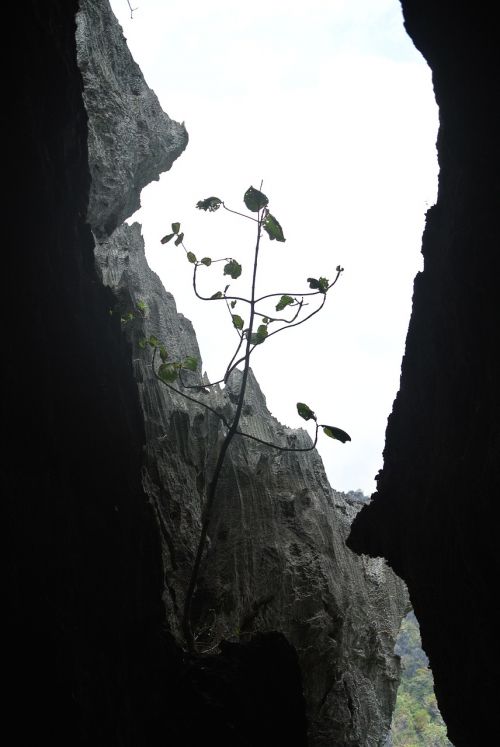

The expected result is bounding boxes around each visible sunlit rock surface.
[94,219,408,746]
[76,0,409,744]
[76,0,188,237]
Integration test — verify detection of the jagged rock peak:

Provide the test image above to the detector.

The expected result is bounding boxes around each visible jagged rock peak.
[76,4,409,744]
[96,221,409,747]
[76,0,188,238]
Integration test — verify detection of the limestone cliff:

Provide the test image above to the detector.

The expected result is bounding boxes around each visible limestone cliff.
[76,0,188,237]
[9,2,499,744]
[95,223,408,746]
[76,1,409,745]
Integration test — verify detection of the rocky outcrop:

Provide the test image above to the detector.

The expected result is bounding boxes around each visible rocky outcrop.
[8,2,307,745]
[11,1,500,744]
[75,1,410,745]
[7,1,164,742]
[348,3,499,745]
[7,0,408,743]
[95,223,409,745]
[75,0,188,237]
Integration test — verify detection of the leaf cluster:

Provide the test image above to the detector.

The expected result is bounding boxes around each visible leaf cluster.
[297,402,351,443]
[139,335,198,384]
[155,182,350,653]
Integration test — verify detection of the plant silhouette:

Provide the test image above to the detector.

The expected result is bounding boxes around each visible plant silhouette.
[149,184,350,651]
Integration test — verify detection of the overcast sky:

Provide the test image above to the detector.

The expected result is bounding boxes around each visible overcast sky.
[109,0,438,494]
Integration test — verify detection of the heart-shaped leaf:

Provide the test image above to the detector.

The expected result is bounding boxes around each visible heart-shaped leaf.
[244,186,269,212]
[275,295,294,312]
[232,314,244,330]
[250,324,268,345]
[196,197,222,212]
[182,356,198,371]
[264,213,286,242]
[296,402,317,421]
[322,425,351,443]
[224,260,242,279]
[158,363,178,383]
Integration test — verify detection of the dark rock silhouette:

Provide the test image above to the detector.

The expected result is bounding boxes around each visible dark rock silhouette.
[348,3,500,745]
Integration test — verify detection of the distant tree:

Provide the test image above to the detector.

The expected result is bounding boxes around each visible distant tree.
[391,612,453,746]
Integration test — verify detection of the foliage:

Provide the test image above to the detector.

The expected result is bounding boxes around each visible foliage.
[153,184,349,651]
[391,612,453,747]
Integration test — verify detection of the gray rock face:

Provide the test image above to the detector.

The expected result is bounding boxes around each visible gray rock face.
[76,0,188,237]
[95,223,408,747]
[77,3,408,745]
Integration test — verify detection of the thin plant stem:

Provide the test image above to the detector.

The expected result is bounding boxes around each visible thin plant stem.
[182,206,264,651]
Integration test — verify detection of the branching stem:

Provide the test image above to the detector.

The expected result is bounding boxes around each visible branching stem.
[182,206,264,650]
[154,187,346,652]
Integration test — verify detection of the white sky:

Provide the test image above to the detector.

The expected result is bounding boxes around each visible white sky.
[109,0,438,494]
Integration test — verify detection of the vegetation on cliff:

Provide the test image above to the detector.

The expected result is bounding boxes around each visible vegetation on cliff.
[390,612,453,746]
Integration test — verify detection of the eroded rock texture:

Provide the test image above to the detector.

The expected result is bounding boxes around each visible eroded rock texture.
[95,223,408,746]
[348,3,499,745]
[77,2,411,745]
[76,0,188,237]
[7,0,410,744]
[7,2,306,745]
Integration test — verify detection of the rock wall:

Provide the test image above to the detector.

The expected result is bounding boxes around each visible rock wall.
[95,223,408,746]
[348,3,500,745]
[77,2,409,745]
[6,0,411,744]
[6,1,164,742]
[75,0,188,237]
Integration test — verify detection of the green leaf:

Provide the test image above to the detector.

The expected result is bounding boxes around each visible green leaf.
[138,338,147,349]
[161,233,175,244]
[297,402,317,422]
[244,186,269,212]
[136,300,148,315]
[182,356,198,371]
[196,197,222,212]
[121,312,134,323]
[262,317,269,324]
[201,257,212,266]
[322,425,351,443]
[172,222,180,234]
[264,213,286,242]
[250,324,268,345]
[148,335,160,347]
[230,300,237,309]
[158,363,178,383]
[307,277,328,293]
[187,251,197,263]
[159,346,168,362]
[223,259,242,279]
[318,277,329,293]
[211,291,223,300]
[232,314,244,330]
[275,294,294,312]
[175,233,184,246]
